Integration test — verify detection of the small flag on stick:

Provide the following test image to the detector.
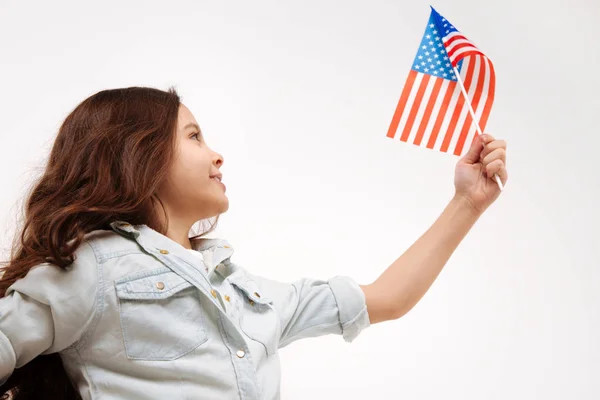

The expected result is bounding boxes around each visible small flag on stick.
[387,6,496,158]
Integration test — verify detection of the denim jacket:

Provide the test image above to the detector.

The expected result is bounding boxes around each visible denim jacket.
[0,221,370,399]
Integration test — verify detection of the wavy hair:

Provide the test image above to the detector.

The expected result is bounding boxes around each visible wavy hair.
[0,86,218,399]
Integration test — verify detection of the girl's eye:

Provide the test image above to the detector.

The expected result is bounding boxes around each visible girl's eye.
[191,133,202,142]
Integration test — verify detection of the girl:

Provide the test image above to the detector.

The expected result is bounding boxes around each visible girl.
[0,86,507,400]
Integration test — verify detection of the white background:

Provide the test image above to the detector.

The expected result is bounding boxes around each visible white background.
[1,0,598,398]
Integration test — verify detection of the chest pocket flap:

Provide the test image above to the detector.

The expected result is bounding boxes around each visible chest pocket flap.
[115,268,194,300]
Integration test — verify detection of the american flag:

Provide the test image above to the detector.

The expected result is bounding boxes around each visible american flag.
[386,7,495,157]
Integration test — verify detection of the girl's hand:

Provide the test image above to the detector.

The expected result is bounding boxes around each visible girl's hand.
[453,133,508,214]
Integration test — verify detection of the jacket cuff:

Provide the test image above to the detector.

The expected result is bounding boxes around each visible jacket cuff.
[328,276,371,342]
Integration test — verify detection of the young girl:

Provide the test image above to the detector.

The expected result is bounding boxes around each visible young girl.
[0,86,507,400]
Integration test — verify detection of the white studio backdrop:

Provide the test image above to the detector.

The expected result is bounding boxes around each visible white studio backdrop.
[1,0,598,398]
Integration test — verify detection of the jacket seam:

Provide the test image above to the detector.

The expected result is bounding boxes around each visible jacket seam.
[71,239,104,351]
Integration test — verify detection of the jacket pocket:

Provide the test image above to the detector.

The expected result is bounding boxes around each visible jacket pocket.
[230,277,280,357]
[115,267,208,361]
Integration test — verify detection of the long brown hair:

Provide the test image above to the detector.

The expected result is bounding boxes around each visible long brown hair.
[0,86,219,399]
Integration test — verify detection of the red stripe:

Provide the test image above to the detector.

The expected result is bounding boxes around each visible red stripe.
[448,43,479,60]
[440,58,476,152]
[400,74,431,142]
[451,50,484,66]
[453,56,486,156]
[478,58,496,132]
[413,77,444,146]
[444,34,468,48]
[426,80,457,149]
[386,70,418,139]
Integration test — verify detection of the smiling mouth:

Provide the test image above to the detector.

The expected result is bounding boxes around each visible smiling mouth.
[210,175,226,192]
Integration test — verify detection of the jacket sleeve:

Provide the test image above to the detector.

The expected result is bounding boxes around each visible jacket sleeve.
[251,273,371,349]
[0,241,99,385]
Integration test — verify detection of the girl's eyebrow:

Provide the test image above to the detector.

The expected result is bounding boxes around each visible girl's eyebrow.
[183,122,201,132]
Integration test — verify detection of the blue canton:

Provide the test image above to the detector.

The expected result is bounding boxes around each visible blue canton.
[411,8,464,80]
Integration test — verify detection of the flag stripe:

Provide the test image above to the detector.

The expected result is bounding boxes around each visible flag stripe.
[400,74,431,141]
[446,56,480,155]
[396,72,426,141]
[444,33,468,47]
[386,70,418,138]
[419,78,451,148]
[454,55,487,155]
[450,49,484,65]
[413,77,444,146]
[441,57,476,152]
[426,80,457,149]
[478,57,496,132]
[404,76,437,145]
[447,44,482,60]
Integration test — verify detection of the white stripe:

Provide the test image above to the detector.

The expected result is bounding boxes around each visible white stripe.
[419,78,451,148]
[449,46,480,64]
[462,56,491,154]
[395,72,424,140]
[443,32,480,64]
[443,32,466,41]
[433,57,472,151]
[443,32,479,49]
[458,56,491,157]
[448,56,481,154]
[445,38,472,54]
[405,75,437,144]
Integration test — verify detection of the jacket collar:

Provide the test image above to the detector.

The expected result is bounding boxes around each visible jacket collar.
[108,220,234,276]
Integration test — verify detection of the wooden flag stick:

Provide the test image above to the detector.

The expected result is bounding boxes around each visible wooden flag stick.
[452,65,504,191]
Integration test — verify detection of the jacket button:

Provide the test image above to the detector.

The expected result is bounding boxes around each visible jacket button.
[156,282,165,290]
[211,290,217,298]
[224,295,231,302]
[236,350,245,358]
[159,249,169,254]
[254,292,261,298]
[249,299,255,306]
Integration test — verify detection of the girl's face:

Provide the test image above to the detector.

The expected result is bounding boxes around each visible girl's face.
[156,104,228,224]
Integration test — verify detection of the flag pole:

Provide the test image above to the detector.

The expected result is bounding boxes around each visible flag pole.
[451,65,503,191]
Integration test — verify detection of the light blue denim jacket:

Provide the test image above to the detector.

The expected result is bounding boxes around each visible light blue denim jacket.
[0,221,370,399]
